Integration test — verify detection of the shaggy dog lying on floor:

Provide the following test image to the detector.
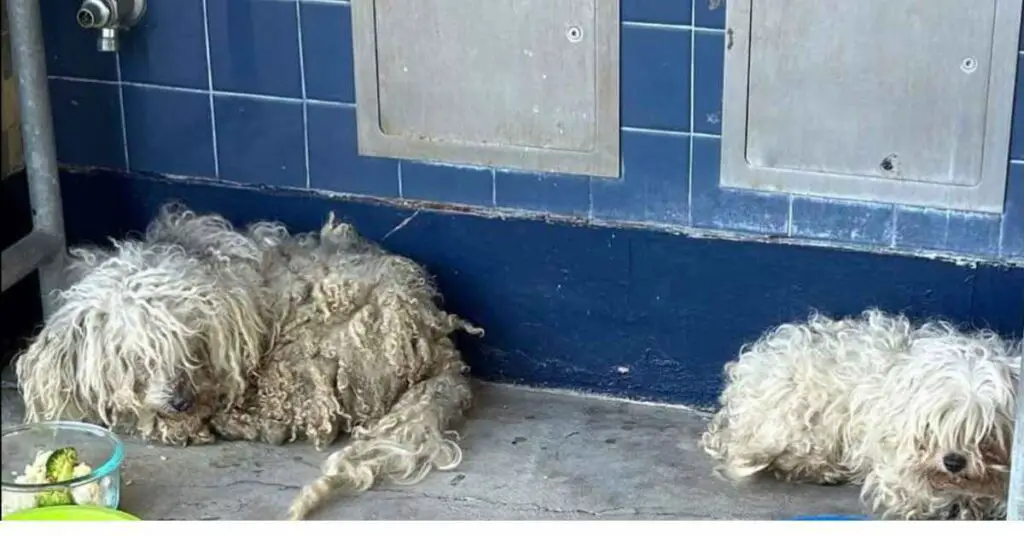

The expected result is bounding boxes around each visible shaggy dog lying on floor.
[701,309,1020,520]
[14,203,483,520]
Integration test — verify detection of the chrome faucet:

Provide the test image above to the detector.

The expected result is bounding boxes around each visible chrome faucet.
[76,0,146,52]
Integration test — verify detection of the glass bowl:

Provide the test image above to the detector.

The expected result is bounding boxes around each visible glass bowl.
[1,421,124,519]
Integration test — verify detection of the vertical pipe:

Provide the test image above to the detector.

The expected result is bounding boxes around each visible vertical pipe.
[1009,344,1023,520]
[6,0,66,318]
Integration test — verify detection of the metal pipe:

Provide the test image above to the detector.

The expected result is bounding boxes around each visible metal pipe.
[5,0,67,318]
[1009,343,1024,520]
[1,231,61,293]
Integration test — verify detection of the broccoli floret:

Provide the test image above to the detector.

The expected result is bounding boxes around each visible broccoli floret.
[33,448,81,508]
[44,447,79,483]
[35,488,75,507]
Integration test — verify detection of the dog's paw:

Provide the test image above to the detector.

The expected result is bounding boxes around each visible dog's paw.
[188,428,217,446]
[309,426,340,451]
[261,422,290,446]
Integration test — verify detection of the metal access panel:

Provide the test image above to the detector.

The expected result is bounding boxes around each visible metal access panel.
[351,0,620,178]
[721,0,1022,213]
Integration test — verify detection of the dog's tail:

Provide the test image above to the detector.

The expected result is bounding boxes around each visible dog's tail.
[286,361,473,520]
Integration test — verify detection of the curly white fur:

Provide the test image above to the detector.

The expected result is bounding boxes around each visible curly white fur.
[16,208,266,438]
[701,309,1021,520]
[14,203,483,520]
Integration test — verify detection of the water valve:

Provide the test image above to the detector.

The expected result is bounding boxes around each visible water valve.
[76,0,146,52]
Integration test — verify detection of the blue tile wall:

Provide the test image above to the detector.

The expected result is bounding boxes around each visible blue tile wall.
[38,0,1024,262]
[121,85,216,178]
[119,0,209,89]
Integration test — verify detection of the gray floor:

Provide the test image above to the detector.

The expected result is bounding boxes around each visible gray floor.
[0,378,864,520]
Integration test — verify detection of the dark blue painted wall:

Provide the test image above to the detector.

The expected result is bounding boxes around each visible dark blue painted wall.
[36,0,1024,262]
[6,169,1015,406]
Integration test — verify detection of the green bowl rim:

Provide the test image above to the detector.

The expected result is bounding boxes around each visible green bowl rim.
[4,505,140,521]
[1,421,125,492]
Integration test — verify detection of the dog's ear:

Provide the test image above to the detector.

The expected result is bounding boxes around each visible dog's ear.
[194,284,266,406]
[15,309,92,424]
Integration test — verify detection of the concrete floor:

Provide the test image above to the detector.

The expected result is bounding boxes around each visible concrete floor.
[0,376,865,520]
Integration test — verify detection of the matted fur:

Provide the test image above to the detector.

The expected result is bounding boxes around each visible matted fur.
[15,203,483,520]
[700,309,1021,520]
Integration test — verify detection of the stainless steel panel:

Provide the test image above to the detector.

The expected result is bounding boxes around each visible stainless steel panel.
[721,0,1020,213]
[352,0,620,178]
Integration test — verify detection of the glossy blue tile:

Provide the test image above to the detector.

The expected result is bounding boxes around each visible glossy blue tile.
[895,208,1000,256]
[1001,163,1024,259]
[592,130,688,224]
[622,0,692,25]
[945,212,1001,256]
[401,162,493,207]
[494,170,591,217]
[690,136,789,233]
[214,95,305,188]
[48,79,124,169]
[207,0,303,98]
[621,25,691,131]
[790,197,893,246]
[894,208,948,251]
[40,2,117,79]
[1011,55,1023,161]
[300,1,355,103]
[694,0,727,29]
[122,85,215,178]
[119,0,208,88]
[692,31,725,135]
[306,103,400,197]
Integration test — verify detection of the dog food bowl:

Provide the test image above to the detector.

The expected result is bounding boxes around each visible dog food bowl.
[1,421,125,519]
[3,505,139,521]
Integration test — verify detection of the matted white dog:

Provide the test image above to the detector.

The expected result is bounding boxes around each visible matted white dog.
[15,203,483,519]
[701,309,1020,520]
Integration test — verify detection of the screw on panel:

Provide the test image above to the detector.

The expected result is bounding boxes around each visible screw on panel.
[566,25,583,43]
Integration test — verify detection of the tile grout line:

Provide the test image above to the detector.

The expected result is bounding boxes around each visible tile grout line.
[686,1,696,226]
[889,205,899,247]
[941,211,952,248]
[397,161,404,198]
[114,51,130,171]
[47,75,732,142]
[997,223,1005,257]
[47,75,360,108]
[623,20,724,32]
[295,0,312,189]
[201,0,220,178]
[786,195,794,236]
[625,125,713,137]
[490,168,497,206]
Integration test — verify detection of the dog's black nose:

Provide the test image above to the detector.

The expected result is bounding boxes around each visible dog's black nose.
[169,395,193,413]
[942,453,967,474]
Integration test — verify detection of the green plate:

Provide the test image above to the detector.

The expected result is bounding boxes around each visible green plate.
[4,505,140,521]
